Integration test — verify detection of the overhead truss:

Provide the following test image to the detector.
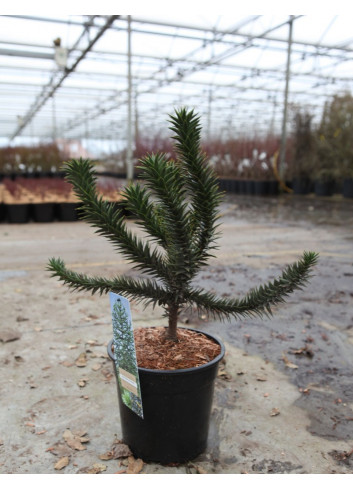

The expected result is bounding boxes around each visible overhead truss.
[0,14,352,151]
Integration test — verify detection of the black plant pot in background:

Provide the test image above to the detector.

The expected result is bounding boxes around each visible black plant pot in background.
[218,178,237,193]
[254,180,270,196]
[0,203,6,222]
[228,179,238,193]
[292,178,313,195]
[31,203,55,222]
[56,202,79,221]
[245,180,255,195]
[107,329,225,464]
[217,179,226,192]
[343,178,353,198]
[314,180,335,197]
[334,180,343,194]
[6,204,30,223]
[268,180,279,195]
[238,180,247,194]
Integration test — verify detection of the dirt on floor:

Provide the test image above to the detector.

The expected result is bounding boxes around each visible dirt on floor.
[1,193,353,474]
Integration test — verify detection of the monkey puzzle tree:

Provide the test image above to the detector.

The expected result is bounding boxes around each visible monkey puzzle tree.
[47,108,318,342]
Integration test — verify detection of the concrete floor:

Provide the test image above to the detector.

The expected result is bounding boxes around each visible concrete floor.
[1,193,353,474]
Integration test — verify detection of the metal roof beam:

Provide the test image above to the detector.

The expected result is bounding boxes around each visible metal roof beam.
[0,47,53,59]
[54,17,303,135]
[5,15,353,54]
[1,46,352,85]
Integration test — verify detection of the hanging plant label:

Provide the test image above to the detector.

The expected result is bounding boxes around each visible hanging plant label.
[109,292,143,418]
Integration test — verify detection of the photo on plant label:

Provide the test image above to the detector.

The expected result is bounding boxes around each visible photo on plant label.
[110,293,143,418]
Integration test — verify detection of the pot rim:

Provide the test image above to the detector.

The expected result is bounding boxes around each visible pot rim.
[107,326,225,375]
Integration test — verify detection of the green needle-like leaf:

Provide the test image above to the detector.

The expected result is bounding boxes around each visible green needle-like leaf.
[184,251,319,320]
[47,257,171,307]
[63,158,170,283]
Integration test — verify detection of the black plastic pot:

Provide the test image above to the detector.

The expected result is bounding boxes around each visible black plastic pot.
[254,180,270,196]
[343,178,353,199]
[0,203,6,222]
[245,180,255,195]
[238,180,246,194]
[314,180,335,197]
[6,204,30,223]
[230,179,239,193]
[31,203,55,222]
[218,178,236,192]
[217,178,226,192]
[267,180,279,195]
[56,202,79,221]
[292,178,312,195]
[107,328,225,464]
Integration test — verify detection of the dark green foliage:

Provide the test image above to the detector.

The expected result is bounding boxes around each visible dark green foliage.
[47,108,318,339]
[292,110,315,179]
[316,92,353,180]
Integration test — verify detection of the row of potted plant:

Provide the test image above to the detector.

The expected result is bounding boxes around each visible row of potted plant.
[0,177,125,223]
[217,177,279,195]
[287,93,353,198]
[0,142,68,177]
[218,175,353,198]
[125,92,353,199]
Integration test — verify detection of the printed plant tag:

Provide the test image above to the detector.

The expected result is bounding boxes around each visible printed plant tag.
[109,292,143,418]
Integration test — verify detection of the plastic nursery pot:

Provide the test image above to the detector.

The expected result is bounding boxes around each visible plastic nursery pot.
[217,178,227,192]
[292,178,312,195]
[268,180,279,195]
[229,179,239,193]
[245,180,255,195]
[6,203,30,223]
[107,328,225,464]
[343,178,353,199]
[31,203,55,222]
[254,180,271,196]
[314,180,335,197]
[0,203,6,222]
[55,203,79,221]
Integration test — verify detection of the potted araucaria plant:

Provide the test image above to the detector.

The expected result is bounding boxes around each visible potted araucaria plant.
[47,108,318,464]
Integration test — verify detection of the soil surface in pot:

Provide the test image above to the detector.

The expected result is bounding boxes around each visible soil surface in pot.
[132,327,221,370]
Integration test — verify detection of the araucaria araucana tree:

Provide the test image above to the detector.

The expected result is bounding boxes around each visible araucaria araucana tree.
[112,299,137,375]
[47,108,318,341]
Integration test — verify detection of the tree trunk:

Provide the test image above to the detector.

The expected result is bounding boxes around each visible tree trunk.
[166,304,179,341]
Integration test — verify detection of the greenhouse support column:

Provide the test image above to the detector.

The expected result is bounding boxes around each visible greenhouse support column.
[126,15,134,182]
[279,15,294,180]
[207,88,213,139]
[52,95,57,142]
[135,92,139,149]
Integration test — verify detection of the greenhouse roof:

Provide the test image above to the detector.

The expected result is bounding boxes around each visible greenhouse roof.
[0,14,352,155]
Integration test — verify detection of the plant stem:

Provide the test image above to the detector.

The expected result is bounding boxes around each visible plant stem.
[167,304,179,341]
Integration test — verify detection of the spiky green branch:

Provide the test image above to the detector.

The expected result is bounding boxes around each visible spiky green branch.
[63,158,170,283]
[47,257,172,307]
[184,251,319,320]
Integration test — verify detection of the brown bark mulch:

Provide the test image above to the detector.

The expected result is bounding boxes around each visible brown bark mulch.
[133,326,221,370]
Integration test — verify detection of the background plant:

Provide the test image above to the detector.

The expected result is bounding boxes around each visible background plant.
[48,108,318,342]
[0,143,68,175]
[290,108,315,180]
[314,92,353,182]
